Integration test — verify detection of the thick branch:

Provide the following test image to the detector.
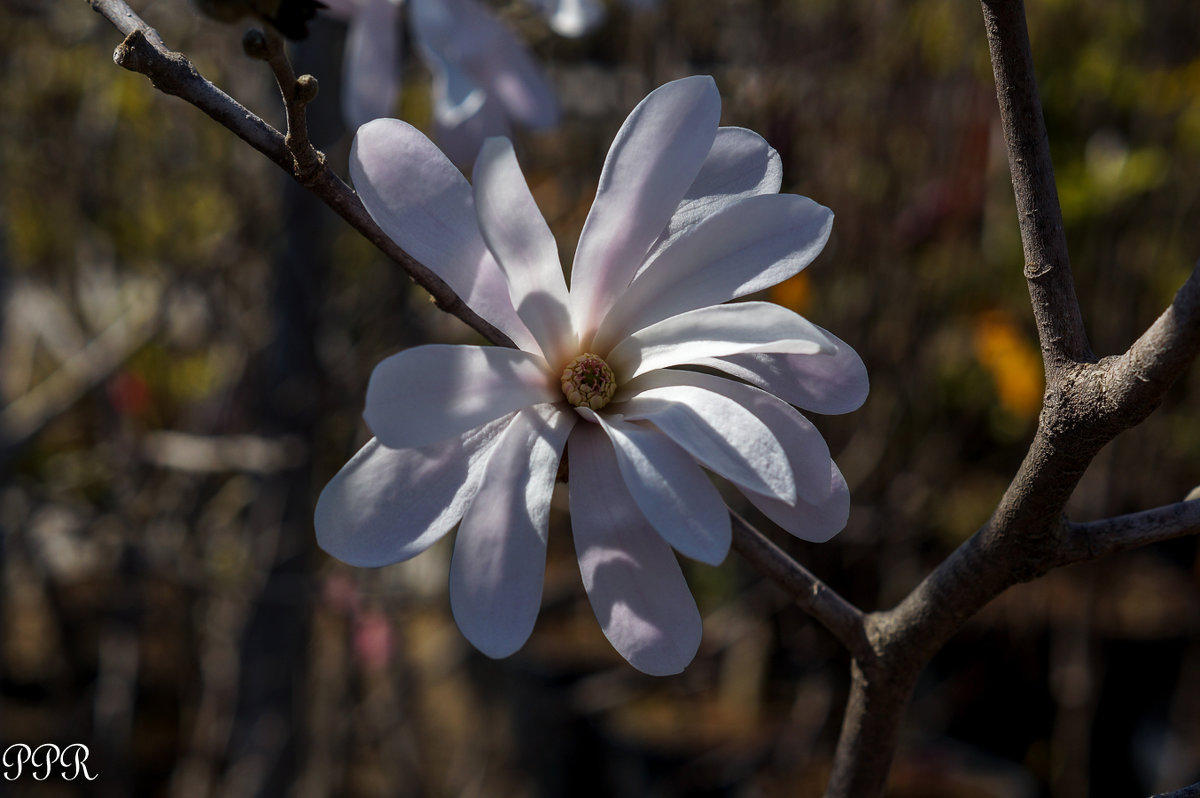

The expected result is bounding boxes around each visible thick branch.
[730,512,870,660]
[982,0,1091,368]
[87,0,513,347]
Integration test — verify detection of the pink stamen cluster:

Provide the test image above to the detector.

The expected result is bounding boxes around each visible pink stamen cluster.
[560,353,617,410]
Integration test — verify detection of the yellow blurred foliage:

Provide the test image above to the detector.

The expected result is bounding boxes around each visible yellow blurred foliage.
[769,272,811,314]
[972,310,1044,420]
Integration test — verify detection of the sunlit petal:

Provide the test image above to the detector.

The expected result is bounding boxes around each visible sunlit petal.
[364,345,556,449]
[473,138,575,366]
[621,369,833,504]
[745,459,851,543]
[594,193,832,351]
[570,76,721,341]
[450,405,575,658]
[579,409,731,565]
[350,119,539,352]
[646,126,783,264]
[616,380,795,503]
[315,418,512,567]
[606,301,835,379]
[697,326,869,415]
[569,423,703,675]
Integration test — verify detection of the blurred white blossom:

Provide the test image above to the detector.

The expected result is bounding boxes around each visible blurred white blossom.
[326,0,559,166]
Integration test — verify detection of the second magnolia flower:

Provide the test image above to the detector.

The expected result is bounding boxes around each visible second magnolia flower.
[316,76,868,675]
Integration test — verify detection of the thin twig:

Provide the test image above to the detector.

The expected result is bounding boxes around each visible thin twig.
[730,512,871,660]
[253,27,324,181]
[1063,499,1200,563]
[87,0,514,347]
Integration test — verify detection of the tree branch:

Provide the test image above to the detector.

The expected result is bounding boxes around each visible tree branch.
[823,3,1200,795]
[730,512,870,660]
[87,0,514,348]
[981,0,1092,369]
[249,27,324,182]
[1102,261,1200,422]
[1063,499,1200,563]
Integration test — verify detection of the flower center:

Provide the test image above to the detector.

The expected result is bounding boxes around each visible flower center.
[560,353,617,410]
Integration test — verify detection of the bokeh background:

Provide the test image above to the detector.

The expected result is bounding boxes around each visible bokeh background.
[3,0,1200,795]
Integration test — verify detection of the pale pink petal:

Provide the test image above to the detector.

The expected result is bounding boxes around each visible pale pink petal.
[350,119,538,352]
[593,193,833,352]
[315,417,512,567]
[450,405,575,658]
[744,459,851,543]
[645,126,783,266]
[570,76,721,341]
[473,138,575,366]
[364,345,556,449]
[605,301,835,380]
[568,423,703,675]
[620,369,833,504]
[579,409,731,566]
[341,0,401,128]
[696,327,869,415]
[615,381,795,503]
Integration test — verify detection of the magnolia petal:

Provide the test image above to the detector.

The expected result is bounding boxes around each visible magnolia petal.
[436,96,509,169]
[697,327,869,415]
[579,409,731,566]
[744,459,851,543]
[449,405,575,658]
[341,0,401,128]
[473,138,575,366]
[314,418,511,567]
[364,345,556,449]
[616,382,794,504]
[646,126,783,265]
[466,7,559,129]
[350,119,539,353]
[570,77,721,341]
[606,301,835,380]
[593,193,833,351]
[568,423,703,675]
[622,369,834,504]
[408,0,483,128]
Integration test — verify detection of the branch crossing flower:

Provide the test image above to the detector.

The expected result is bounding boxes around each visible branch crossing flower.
[316,76,869,675]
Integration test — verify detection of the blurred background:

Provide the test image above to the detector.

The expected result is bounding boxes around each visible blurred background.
[2,0,1200,795]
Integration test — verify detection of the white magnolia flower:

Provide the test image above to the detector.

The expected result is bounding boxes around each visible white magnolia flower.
[325,0,558,164]
[316,76,868,675]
